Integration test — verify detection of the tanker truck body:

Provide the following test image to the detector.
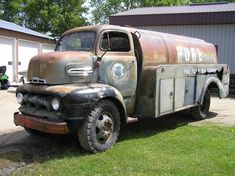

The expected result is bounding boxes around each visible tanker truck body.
[14,25,230,153]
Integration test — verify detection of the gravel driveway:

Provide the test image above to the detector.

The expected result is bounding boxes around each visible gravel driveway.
[0,89,234,146]
[0,90,235,140]
[0,89,234,175]
[194,96,235,126]
[0,90,22,134]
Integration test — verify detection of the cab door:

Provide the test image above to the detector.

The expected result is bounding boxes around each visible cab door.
[97,31,137,114]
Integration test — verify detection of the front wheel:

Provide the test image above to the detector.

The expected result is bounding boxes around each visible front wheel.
[192,89,211,120]
[78,100,121,153]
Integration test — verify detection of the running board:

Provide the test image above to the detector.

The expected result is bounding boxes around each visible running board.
[127,117,138,124]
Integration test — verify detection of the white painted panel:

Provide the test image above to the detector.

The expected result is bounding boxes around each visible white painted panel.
[18,40,39,72]
[175,77,185,109]
[160,78,174,114]
[42,44,55,53]
[137,24,235,74]
[184,77,195,106]
[0,37,14,81]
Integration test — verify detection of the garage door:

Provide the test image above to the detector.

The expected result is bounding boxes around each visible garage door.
[42,44,55,53]
[18,40,39,73]
[0,37,14,81]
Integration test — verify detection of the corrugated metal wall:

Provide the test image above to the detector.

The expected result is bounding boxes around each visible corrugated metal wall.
[136,24,235,74]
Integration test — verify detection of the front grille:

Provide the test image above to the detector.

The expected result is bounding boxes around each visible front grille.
[19,93,64,122]
[22,94,52,111]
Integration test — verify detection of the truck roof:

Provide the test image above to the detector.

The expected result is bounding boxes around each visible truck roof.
[63,25,205,43]
[62,25,217,65]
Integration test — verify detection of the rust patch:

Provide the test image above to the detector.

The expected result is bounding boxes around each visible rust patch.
[27,51,94,85]
[14,112,69,134]
[19,84,83,94]
[46,85,80,94]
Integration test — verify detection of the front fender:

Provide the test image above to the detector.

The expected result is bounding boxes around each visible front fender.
[64,83,127,119]
[16,83,127,130]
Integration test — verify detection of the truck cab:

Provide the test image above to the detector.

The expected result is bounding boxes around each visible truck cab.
[14,25,229,153]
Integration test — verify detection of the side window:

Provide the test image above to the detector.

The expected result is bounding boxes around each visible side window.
[100,32,130,52]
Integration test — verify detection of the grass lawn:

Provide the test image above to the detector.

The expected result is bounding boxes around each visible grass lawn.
[14,117,235,176]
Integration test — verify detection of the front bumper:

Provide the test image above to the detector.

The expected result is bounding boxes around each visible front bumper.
[14,112,69,134]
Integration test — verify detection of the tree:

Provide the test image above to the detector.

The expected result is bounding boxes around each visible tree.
[89,0,133,24]
[89,0,189,24]
[0,0,24,25]
[0,0,87,37]
[0,1,4,17]
[89,0,141,24]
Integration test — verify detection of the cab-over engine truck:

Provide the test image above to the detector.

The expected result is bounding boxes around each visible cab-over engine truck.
[14,25,230,153]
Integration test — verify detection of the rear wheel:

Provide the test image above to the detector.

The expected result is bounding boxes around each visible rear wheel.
[192,89,211,120]
[78,100,120,153]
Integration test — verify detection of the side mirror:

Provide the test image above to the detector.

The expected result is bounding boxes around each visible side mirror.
[97,49,109,61]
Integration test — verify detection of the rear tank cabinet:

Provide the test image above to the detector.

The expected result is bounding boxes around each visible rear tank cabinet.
[153,64,223,118]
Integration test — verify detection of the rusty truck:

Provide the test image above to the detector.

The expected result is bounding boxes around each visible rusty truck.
[14,25,230,153]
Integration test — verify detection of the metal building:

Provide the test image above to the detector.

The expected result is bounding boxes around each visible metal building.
[0,19,56,82]
[109,2,235,76]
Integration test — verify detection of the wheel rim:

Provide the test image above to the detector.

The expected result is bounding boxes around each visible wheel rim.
[96,113,114,144]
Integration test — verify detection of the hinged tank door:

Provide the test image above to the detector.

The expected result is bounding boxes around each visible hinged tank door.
[160,78,174,113]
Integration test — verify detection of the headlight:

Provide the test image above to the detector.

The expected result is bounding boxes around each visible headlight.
[51,97,60,111]
[16,93,24,104]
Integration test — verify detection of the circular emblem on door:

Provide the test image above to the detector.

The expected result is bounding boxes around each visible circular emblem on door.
[111,63,125,79]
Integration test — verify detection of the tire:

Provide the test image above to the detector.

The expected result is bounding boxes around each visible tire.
[192,89,211,120]
[78,100,121,153]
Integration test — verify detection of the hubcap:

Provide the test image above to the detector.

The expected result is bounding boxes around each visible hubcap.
[96,113,113,143]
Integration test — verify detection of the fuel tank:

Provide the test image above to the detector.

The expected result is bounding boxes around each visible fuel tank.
[127,27,217,66]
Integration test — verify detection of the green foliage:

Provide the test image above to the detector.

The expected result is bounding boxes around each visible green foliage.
[0,0,24,25]
[89,0,188,24]
[14,124,235,176]
[0,1,4,17]
[89,0,142,24]
[0,0,87,37]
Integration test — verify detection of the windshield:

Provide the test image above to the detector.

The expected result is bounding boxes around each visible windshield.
[55,32,96,51]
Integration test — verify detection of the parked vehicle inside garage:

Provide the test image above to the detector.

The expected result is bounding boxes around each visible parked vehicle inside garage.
[0,66,9,90]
